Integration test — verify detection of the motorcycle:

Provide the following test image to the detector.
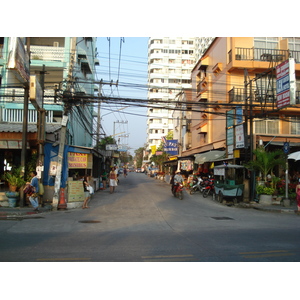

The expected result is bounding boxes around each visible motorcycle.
[190,177,204,195]
[173,183,184,200]
[202,179,215,198]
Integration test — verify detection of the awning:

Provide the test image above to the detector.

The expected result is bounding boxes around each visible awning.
[194,150,226,164]
[214,164,244,169]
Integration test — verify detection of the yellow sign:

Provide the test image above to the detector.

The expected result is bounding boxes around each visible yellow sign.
[68,181,84,202]
[68,153,88,169]
[151,145,157,155]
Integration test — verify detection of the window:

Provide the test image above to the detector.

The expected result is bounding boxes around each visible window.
[291,116,300,134]
[254,37,278,49]
[255,119,279,134]
[288,37,300,51]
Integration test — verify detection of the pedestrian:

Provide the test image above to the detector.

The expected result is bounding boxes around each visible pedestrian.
[82,176,90,209]
[101,170,108,189]
[109,167,118,194]
[295,179,300,213]
[26,171,39,211]
[123,167,127,178]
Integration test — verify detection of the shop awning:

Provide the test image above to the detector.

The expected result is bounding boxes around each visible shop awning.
[194,150,226,164]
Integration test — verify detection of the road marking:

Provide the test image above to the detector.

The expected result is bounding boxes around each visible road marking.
[239,250,295,259]
[240,250,290,254]
[36,258,91,261]
[142,255,193,259]
[141,254,196,261]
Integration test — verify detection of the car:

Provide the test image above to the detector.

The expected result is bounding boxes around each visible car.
[136,168,141,173]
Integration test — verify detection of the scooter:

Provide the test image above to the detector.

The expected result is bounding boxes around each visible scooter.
[202,179,215,198]
[190,177,204,195]
[173,183,184,200]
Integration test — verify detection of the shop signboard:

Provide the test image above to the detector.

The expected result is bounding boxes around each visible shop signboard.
[276,58,296,109]
[68,181,85,202]
[68,152,88,169]
[7,37,30,83]
[235,124,245,148]
[164,140,178,155]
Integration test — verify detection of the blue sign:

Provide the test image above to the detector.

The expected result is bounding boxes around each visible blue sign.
[164,139,178,155]
[283,142,290,154]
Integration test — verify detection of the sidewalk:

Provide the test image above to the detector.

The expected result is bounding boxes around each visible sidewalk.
[0,204,53,219]
[0,191,299,218]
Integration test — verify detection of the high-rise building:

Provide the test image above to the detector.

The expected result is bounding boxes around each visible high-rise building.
[146,37,214,156]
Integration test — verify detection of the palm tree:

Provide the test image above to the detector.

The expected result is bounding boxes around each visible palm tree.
[245,147,285,181]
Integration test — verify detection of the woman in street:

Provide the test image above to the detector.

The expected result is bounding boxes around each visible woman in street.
[109,167,118,194]
[296,179,300,213]
[26,171,39,211]
[82,176,90,209]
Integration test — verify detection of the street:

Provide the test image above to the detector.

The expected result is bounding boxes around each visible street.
[0,172,300,262]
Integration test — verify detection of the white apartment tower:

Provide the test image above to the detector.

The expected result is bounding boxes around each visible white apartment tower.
[146,37,214,154]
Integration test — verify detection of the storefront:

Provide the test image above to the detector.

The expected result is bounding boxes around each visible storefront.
[43,142,103,203]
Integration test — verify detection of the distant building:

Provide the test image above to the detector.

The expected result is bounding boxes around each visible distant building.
[146,37,214,156]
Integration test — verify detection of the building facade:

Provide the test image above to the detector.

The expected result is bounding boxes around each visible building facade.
[0,37,100,202]
[146,37,214,156]
[184,37,300,164]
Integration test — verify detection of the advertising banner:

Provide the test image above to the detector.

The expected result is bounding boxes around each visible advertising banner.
[68,152,88,169]
[276,58,296,109]
[164,140,178,156]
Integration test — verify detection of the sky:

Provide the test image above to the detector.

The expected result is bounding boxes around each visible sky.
[96,37,149,155]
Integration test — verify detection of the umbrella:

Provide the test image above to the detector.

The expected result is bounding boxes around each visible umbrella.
[288,151,300,161]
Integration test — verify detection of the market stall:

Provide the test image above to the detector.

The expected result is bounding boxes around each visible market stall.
[214,164,245,203]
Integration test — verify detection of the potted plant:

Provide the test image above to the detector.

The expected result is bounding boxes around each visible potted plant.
[1,166,26,207]
[256,185,275,205]
[245,147,285,182]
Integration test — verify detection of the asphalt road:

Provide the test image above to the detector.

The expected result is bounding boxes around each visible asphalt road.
[1,172,300,262]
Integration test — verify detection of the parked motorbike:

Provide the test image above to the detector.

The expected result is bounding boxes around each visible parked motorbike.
[173,183,184,200]
[190,177,204,195]
[202,179,215,198]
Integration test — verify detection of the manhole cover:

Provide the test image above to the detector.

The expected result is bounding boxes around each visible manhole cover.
[211,217,234,220]
[79,220,101,223]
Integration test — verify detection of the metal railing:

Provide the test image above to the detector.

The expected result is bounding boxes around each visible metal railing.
[30,45,65,62]
[228,87,277,104]
[229,47,300,63]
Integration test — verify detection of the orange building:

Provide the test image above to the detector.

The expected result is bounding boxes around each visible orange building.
[183,37,300,166]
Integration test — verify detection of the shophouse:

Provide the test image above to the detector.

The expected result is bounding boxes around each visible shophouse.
[0,37,103,207]
[182,37,300,197]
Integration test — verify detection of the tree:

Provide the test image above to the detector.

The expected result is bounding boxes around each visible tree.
[96,136,116,150]
[134,147,145,168]
[245,147,285,181]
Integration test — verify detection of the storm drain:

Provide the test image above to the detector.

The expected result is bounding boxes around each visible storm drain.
[79,220,101,223]
[211,217,234,220]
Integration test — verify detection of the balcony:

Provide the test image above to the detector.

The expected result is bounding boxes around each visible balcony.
[30,45,65,62]
[228,47,300,64]
[228,87,277,104]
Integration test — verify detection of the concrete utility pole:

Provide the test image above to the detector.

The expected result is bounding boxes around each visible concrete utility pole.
[52,37,77,210]
[20,38,30,207]
[37,65,46,186]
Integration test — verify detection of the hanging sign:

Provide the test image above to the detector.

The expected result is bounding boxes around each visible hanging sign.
[68,153,88,169]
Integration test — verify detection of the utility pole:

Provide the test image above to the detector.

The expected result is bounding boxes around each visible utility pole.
[52,37,77,210]
[37,65,46,204]
[20,38,30,207]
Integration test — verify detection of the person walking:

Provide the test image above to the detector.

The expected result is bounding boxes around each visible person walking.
[26,171,39,211]
[296,179,300,213]
[82,176,91,209]
[101,170,108,189]
[109,167,118,194]
[123,167,127,178]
